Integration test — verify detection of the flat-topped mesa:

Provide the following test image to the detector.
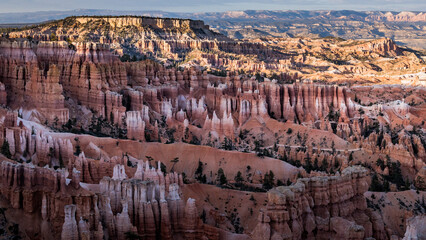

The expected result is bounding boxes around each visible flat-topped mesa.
[252,166,387,240]
[7,16,291,61]
[9,16,221,44]
[74,16,209,30]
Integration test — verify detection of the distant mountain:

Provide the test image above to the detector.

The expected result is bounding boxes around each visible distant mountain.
[0,9,180,24]
[0,9,425,48]
[1,9,425,24]
[195,10,426,49]
[187,10,426,22]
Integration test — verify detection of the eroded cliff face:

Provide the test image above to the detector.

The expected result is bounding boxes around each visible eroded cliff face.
[0,136,392,240]
[7,16,234,59]
[343,38,401,57]
[0,17,424,239]
[74,16,208,30]
[0,110,215,239]
[0,41,68,123]
[0,158,211,240]
[0,86,422,239]
[0,39,423,182]
[0,38,356,132]
[0,40,127,125]
[252,166,387,240]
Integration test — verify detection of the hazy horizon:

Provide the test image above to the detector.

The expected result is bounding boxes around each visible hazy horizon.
[1,0,425,13]
[1,8,425,14]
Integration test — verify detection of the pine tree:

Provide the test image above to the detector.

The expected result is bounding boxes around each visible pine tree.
[334,160,340,169]
[370,174,383,192]
[74,145,81,156]
[305,155,312,173]
[234,171,244,184]
[262,171,275,190]
[376,158,385,170]
[1,140,12,159]
[217,168,227,185]
[313,158,319,170]
[321,159,329,172]
[195,160,204,182]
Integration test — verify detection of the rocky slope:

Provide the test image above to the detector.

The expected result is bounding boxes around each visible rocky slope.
[0,15,424,240]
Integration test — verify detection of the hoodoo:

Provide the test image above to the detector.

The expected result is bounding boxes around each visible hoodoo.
[0,8,424,240]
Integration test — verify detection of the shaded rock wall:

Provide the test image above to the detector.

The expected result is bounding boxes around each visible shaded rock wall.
[252,166,387,240]
[0,158,216,240]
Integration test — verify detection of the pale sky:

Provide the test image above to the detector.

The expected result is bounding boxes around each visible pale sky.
[1,0,425,13]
